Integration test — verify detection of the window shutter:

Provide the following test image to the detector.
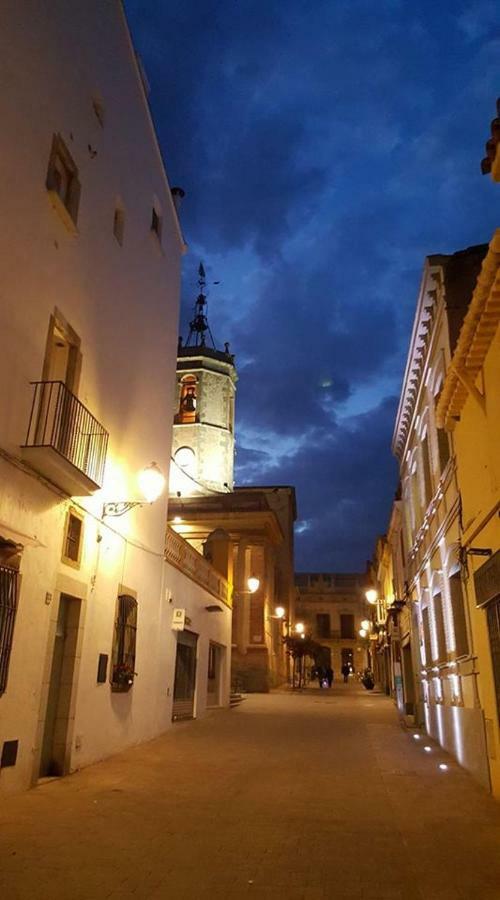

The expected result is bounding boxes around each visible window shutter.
[449,573,469,658]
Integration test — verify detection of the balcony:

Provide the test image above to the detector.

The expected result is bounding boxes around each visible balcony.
[22,381,108,496]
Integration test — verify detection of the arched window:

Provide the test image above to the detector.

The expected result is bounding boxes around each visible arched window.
[176,375,197,424]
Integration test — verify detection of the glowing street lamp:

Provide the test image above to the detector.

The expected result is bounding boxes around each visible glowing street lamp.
[247,576,260,594]
[361,619,371,631]
[365,589,378,605]
[294,622,305,635]
[138,462,166,503]
[275,606,286,618]
[359,628,367,638]
[103,462,166,517]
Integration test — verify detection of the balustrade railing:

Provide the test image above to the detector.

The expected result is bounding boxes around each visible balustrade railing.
[165,526,230,606]
[23,381,108,488]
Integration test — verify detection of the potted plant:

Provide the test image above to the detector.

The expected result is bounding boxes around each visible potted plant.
[111,663,137,692]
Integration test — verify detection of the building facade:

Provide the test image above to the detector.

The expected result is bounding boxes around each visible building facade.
[0,1,231,795]
[294,573,370,677]
[169,487,295,691]
[167,281,296,692]
[392,243,491,789]
[436,229,500,797]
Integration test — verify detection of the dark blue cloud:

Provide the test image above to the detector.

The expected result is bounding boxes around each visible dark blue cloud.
[125,0,498,569]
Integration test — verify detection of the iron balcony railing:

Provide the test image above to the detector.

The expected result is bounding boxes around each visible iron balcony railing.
[23,381,108,488]
[0,564,19,694]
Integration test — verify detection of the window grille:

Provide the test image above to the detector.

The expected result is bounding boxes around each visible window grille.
[0,565,19,695]
[111,594,138,691]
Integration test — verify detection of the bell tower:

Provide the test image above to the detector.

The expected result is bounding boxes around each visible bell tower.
[170,263,237,496]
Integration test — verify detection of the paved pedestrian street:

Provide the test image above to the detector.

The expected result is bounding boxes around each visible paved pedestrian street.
[1,686,500,900]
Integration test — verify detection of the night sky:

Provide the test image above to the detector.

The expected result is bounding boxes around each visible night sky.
[125,0,498,572]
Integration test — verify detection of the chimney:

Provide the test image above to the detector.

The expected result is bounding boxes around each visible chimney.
[171,187,185,213]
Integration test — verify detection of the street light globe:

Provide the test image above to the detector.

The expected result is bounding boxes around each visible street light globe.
[138,462,166,503]
[359,628,367,638]
[275,606,285,618]
[365,589,378,605]
[361,619,371,631]
[247,576,260,594]
[295,622,305,634]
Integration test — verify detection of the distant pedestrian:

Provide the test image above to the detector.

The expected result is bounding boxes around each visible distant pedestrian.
[341,663,350,684]
[326,666,334,688]
[316,665,325,688]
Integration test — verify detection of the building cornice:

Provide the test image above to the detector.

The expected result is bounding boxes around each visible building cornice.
[392,260,444,459]
[436,230,500,431]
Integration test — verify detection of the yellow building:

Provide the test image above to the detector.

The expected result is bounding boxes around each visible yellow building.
[393,243,491,789]
[370,498,417,719]
[436,229,500,796]
[294,572,371,677]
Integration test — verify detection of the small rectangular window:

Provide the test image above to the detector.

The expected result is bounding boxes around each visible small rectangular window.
[151,207,162,242]
[111,594,138,691]
[421,435,433,508]
[62,509,83,567]
[316,613,330,638]
[46,133,81,231]
[113,207,125,246]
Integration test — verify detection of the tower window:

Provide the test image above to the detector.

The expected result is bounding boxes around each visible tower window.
[176,375,197,424]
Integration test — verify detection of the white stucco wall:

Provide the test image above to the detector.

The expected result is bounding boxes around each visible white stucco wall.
[0,1,232,794]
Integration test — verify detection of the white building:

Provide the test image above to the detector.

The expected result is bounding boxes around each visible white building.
[0,1,231,795]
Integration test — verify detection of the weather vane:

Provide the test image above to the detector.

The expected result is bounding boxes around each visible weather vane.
[184,262,219,349]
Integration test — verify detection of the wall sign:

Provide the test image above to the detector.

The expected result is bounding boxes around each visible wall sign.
[172,608,186,630]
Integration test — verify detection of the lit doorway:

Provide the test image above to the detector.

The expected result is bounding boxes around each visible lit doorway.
[341,647,354,673]
[172,630,198,721]
[40,594,81,777]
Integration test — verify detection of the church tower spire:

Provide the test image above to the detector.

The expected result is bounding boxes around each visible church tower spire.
[170,262,237,496]
[185,263,216,349]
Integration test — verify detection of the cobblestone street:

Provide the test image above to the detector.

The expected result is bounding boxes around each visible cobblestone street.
[1,685,500,900]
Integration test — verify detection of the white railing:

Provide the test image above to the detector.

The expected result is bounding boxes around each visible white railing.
[165,526,230,607]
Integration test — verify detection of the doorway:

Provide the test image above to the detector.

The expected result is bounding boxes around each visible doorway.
[40,594,81,777]
[341,647,354,672]
[207,642,222,707]
[172,630,198,721]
